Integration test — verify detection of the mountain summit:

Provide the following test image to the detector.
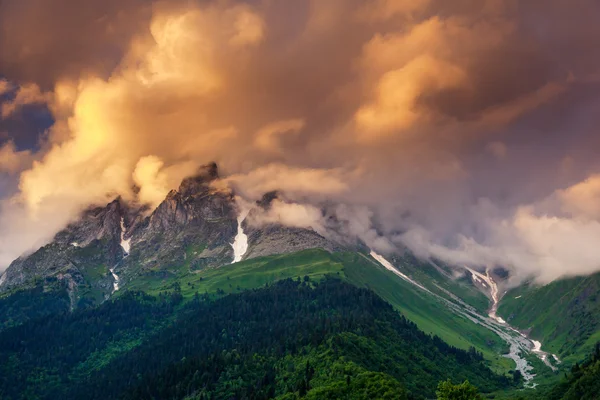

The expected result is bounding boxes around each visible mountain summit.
[0,163,590,396]
[0,163,340,307]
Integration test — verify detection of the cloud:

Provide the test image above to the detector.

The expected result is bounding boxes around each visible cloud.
[133,155,199,208]
[0,80,10,96]
[357,0,430,21]
[14,2,265,213]
[0,0,152,87]
[247,199,327,234]
[486,141,507,159]
[221,164,349,201]
[333,203,396,253]
[0,0,600,284]
[0,141,33,174]
[355,54,468,138]
[556,174,600,219]
[133,156,168,208]
[511,208,600,282]
[397,178,600,284]
[254,119,305,154]
[1,82,50,118]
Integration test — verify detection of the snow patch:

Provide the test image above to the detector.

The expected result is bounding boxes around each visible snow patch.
[528,339,560,370]
[110,268,120,292]
[470,271,488,287]
[465,267,505,323]
[552,354,561,364]
[370,250,428,292]
[0,272,6,287]
[515,295,522,299]
[231,209,249,263]
[120,217,131,255]
[71,242,80,247]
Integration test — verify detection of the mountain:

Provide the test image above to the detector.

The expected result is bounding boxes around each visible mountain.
[1,162,599,398]
[116,162,238,287]
[0,163,343,307]
[0,198,133,307]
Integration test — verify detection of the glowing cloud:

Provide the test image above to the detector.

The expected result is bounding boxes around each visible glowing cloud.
[1,0,600,285]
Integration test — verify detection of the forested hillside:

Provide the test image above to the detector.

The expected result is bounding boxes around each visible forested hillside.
[545,345,600,400]
[0,278,510,400]
[0,282,70,331]
[125,249,508,367]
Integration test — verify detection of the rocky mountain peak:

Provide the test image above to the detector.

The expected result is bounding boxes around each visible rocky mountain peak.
[53,197,126,247]
[257,191,279,210]
[179,162,219,198]
[0,161,341,304]
[147,163,234,231]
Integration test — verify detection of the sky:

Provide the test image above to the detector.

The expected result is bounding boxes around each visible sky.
[1,0,600,284]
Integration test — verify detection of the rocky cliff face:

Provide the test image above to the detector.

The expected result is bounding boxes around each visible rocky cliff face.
[117,162,238,284]
[0,198,135,307]
[242,191,342,260]
[0,163,343,307]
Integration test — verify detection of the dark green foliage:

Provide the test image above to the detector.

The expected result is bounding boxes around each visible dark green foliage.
[512,369,522,384]
[546,343,600,400]
[303,370,408,399]
[0,291,176,399]
[436,379,483,400]
[0,283,70,331]
[0,279,508,400]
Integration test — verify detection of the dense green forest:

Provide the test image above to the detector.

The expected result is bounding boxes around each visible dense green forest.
[0,280,70,331]
[0,278,510,399]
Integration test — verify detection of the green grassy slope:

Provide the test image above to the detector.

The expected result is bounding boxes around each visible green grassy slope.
[125,248,510,373]
[125,249,345,298]
[390,254,491,314]
[497,273,600,364]
[336,253,509,369]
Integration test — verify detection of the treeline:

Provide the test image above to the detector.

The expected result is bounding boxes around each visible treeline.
[0,278,510,399]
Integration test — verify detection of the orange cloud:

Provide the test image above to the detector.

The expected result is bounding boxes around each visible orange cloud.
[355,55,467,139]
[1,83,50,118]
[0,0,598,283]
[0,142,33,174]
[254,119,305,154]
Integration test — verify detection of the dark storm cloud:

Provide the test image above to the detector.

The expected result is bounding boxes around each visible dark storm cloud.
[0,0,152,87]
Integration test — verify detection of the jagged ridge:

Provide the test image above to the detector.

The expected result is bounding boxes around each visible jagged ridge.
[0,163,342,307]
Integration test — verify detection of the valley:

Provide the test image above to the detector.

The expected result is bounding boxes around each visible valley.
[371,251,557,387]
[0,165,597,399]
